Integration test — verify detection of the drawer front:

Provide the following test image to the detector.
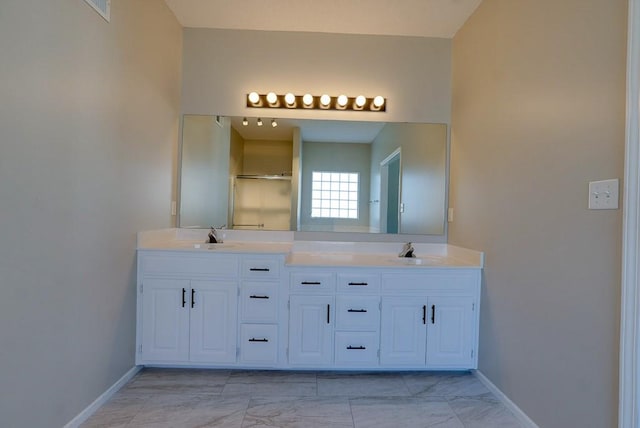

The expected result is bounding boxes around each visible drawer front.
[335,332,379,366]
[290,272,336,292]
[381,271,480,294]
[240,324,278,365]
[140,253,239,277]
[337,273,381,293]
[240,283,278,323]
[241,257,281,279]
[335,296,380,331]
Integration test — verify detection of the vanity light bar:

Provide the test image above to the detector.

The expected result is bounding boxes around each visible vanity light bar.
[246,92,386,112]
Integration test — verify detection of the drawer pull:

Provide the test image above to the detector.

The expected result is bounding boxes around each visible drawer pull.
[348,282,368,286]
[327,304,331,324]
[347,309,367,313]
[250,268,270,272]
[191,289,196,308]
[423,305,427,325]
[431,305,436,324]
[301,281,321,285]
[182,288,186,308]
[248,338,269,342]
[249,295,270,299]
[347,346,366,350]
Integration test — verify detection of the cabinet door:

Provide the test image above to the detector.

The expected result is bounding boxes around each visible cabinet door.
[426,296,475,367]
[288,295,334,365]
[141,279,190,362]
[380,297,426,366]
[189,280,238,363]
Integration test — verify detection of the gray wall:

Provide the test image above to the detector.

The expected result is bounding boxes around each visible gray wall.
[181,28,452,124]
[449,0,626,427]
[0,1,182,427]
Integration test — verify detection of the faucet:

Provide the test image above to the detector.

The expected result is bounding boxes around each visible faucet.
[207,225,226,244]
[398,242,415,258]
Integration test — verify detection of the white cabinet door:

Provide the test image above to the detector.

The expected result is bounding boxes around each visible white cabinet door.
[189,281,238,363]
[426,296,475,367]
[380,297,426,366]
[288,295,334,365]
[141,278,190,362]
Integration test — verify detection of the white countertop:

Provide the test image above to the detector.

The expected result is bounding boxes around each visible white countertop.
[137,229,484,268]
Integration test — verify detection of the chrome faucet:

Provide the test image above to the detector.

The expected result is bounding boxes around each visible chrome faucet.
[207,225,226,244]
[399,242,415,258]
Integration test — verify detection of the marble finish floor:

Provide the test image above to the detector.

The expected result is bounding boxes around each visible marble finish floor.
[81,369,523,428]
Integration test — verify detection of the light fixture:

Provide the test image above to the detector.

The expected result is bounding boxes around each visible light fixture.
[242,117,248,126]
[271,119,278,127]
[246,92,386,112]
[257,118,263,126]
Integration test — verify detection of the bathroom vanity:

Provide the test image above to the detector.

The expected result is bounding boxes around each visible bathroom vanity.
[135,229,483,371]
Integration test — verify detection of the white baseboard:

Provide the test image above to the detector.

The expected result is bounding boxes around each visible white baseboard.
[473,369,540,428]
[63,365,142,428]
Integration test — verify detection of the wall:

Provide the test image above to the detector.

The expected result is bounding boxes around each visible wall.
[449,1,626,427]
[181,28,452,124]
[0,1,182,427]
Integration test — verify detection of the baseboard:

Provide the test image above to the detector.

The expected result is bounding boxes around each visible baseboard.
[473,369,540,428]
[63,365,142,428]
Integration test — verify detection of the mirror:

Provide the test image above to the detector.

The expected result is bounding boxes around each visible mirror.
[179,115,447,235]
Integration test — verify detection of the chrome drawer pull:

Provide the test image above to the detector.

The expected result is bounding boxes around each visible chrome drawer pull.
[347,346,366,350]
[347,309,367,313]
[348,282,368,286]
[248,338,269,342]
[249,295,270,299]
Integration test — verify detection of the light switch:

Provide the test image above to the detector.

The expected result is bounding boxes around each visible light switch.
[588,179,619,210]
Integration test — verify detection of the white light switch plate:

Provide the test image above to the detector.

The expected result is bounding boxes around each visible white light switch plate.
[588,179,619,210]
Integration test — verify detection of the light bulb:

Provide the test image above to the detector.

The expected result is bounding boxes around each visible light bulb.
[257,118,263,126]
[266,92,278,104]
[271,119,278,127]
[242,117,248,126]
[284,93,296,106]
[355,95,366,108]
[337,94,348,107]
[320,94,331,106]
[373,96,385,108]
[248,92,260,104]
[302,93,313,106]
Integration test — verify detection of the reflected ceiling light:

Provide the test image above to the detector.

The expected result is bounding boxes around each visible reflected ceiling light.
[242,117,248,126]
[248,92,260,104]
[337,94,348,107]
[355,95,366,108]
[284,93,296,106]
[257,118,263,126]
[302,93,314,106]
[271,119,278,127]
[373,96,385,109]
[320,94,331,107]
[266,92,278,104]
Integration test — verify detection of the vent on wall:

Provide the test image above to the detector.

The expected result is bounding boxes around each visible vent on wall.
[84,0,110,22]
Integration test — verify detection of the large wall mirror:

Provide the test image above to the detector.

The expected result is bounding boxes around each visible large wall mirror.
[179,115,447,235]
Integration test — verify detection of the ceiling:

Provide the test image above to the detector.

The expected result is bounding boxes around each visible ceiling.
[163,0,482,38]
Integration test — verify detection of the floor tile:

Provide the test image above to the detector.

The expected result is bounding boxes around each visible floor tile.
[409,372,491,398]
[228,370,317,384]
[223,381,317,396]
[449,394,522,428]
[242,396,353,428]
[79,393,150,428]
[350,397,464,428]
[317,372,411,397]
[122,368,230,395]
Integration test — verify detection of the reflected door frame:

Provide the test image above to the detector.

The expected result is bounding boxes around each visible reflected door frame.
[379,148,402,234]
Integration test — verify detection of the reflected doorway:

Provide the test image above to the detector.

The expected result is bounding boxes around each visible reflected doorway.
[379,148,401,234]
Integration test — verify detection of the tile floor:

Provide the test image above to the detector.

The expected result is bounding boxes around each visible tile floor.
[81,369,523,428]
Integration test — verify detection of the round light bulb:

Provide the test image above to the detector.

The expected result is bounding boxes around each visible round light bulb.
[302,94,314,106]
[257,118,263,126]
[248,92,260,104]
[284,93,296,105]
[373,96,385,108]
[337,94,348,107]
[271,119,278,128]
[320,94,331,106]
[355,95,366,107]
[242,117,248,126]
[266,92,278,104]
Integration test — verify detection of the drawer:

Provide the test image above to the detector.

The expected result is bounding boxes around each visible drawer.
[335,332,379,366]
[337,273,381,293]
[140,253,239,277]
[241,257,281,279]
[240,283,278,323]
[239,324,278,365]
[381,271,480,294]
[290,271,335,292]
[335,295,380,331]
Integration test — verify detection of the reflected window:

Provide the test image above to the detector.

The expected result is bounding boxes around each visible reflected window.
[310,171,359,219]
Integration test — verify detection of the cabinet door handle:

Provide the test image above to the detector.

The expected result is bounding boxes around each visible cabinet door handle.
[347,309,367,313]
[327,304,331,324]
[182,288,186,308]
[249,295,270,299]
[249,268,270,272]
[423,305,427,324]
[347,346,366,350]
[191,289,195,308]
[248,338,269,342]
[348,282,368,286]
[431,305,436,324]
[301,281,321,285]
